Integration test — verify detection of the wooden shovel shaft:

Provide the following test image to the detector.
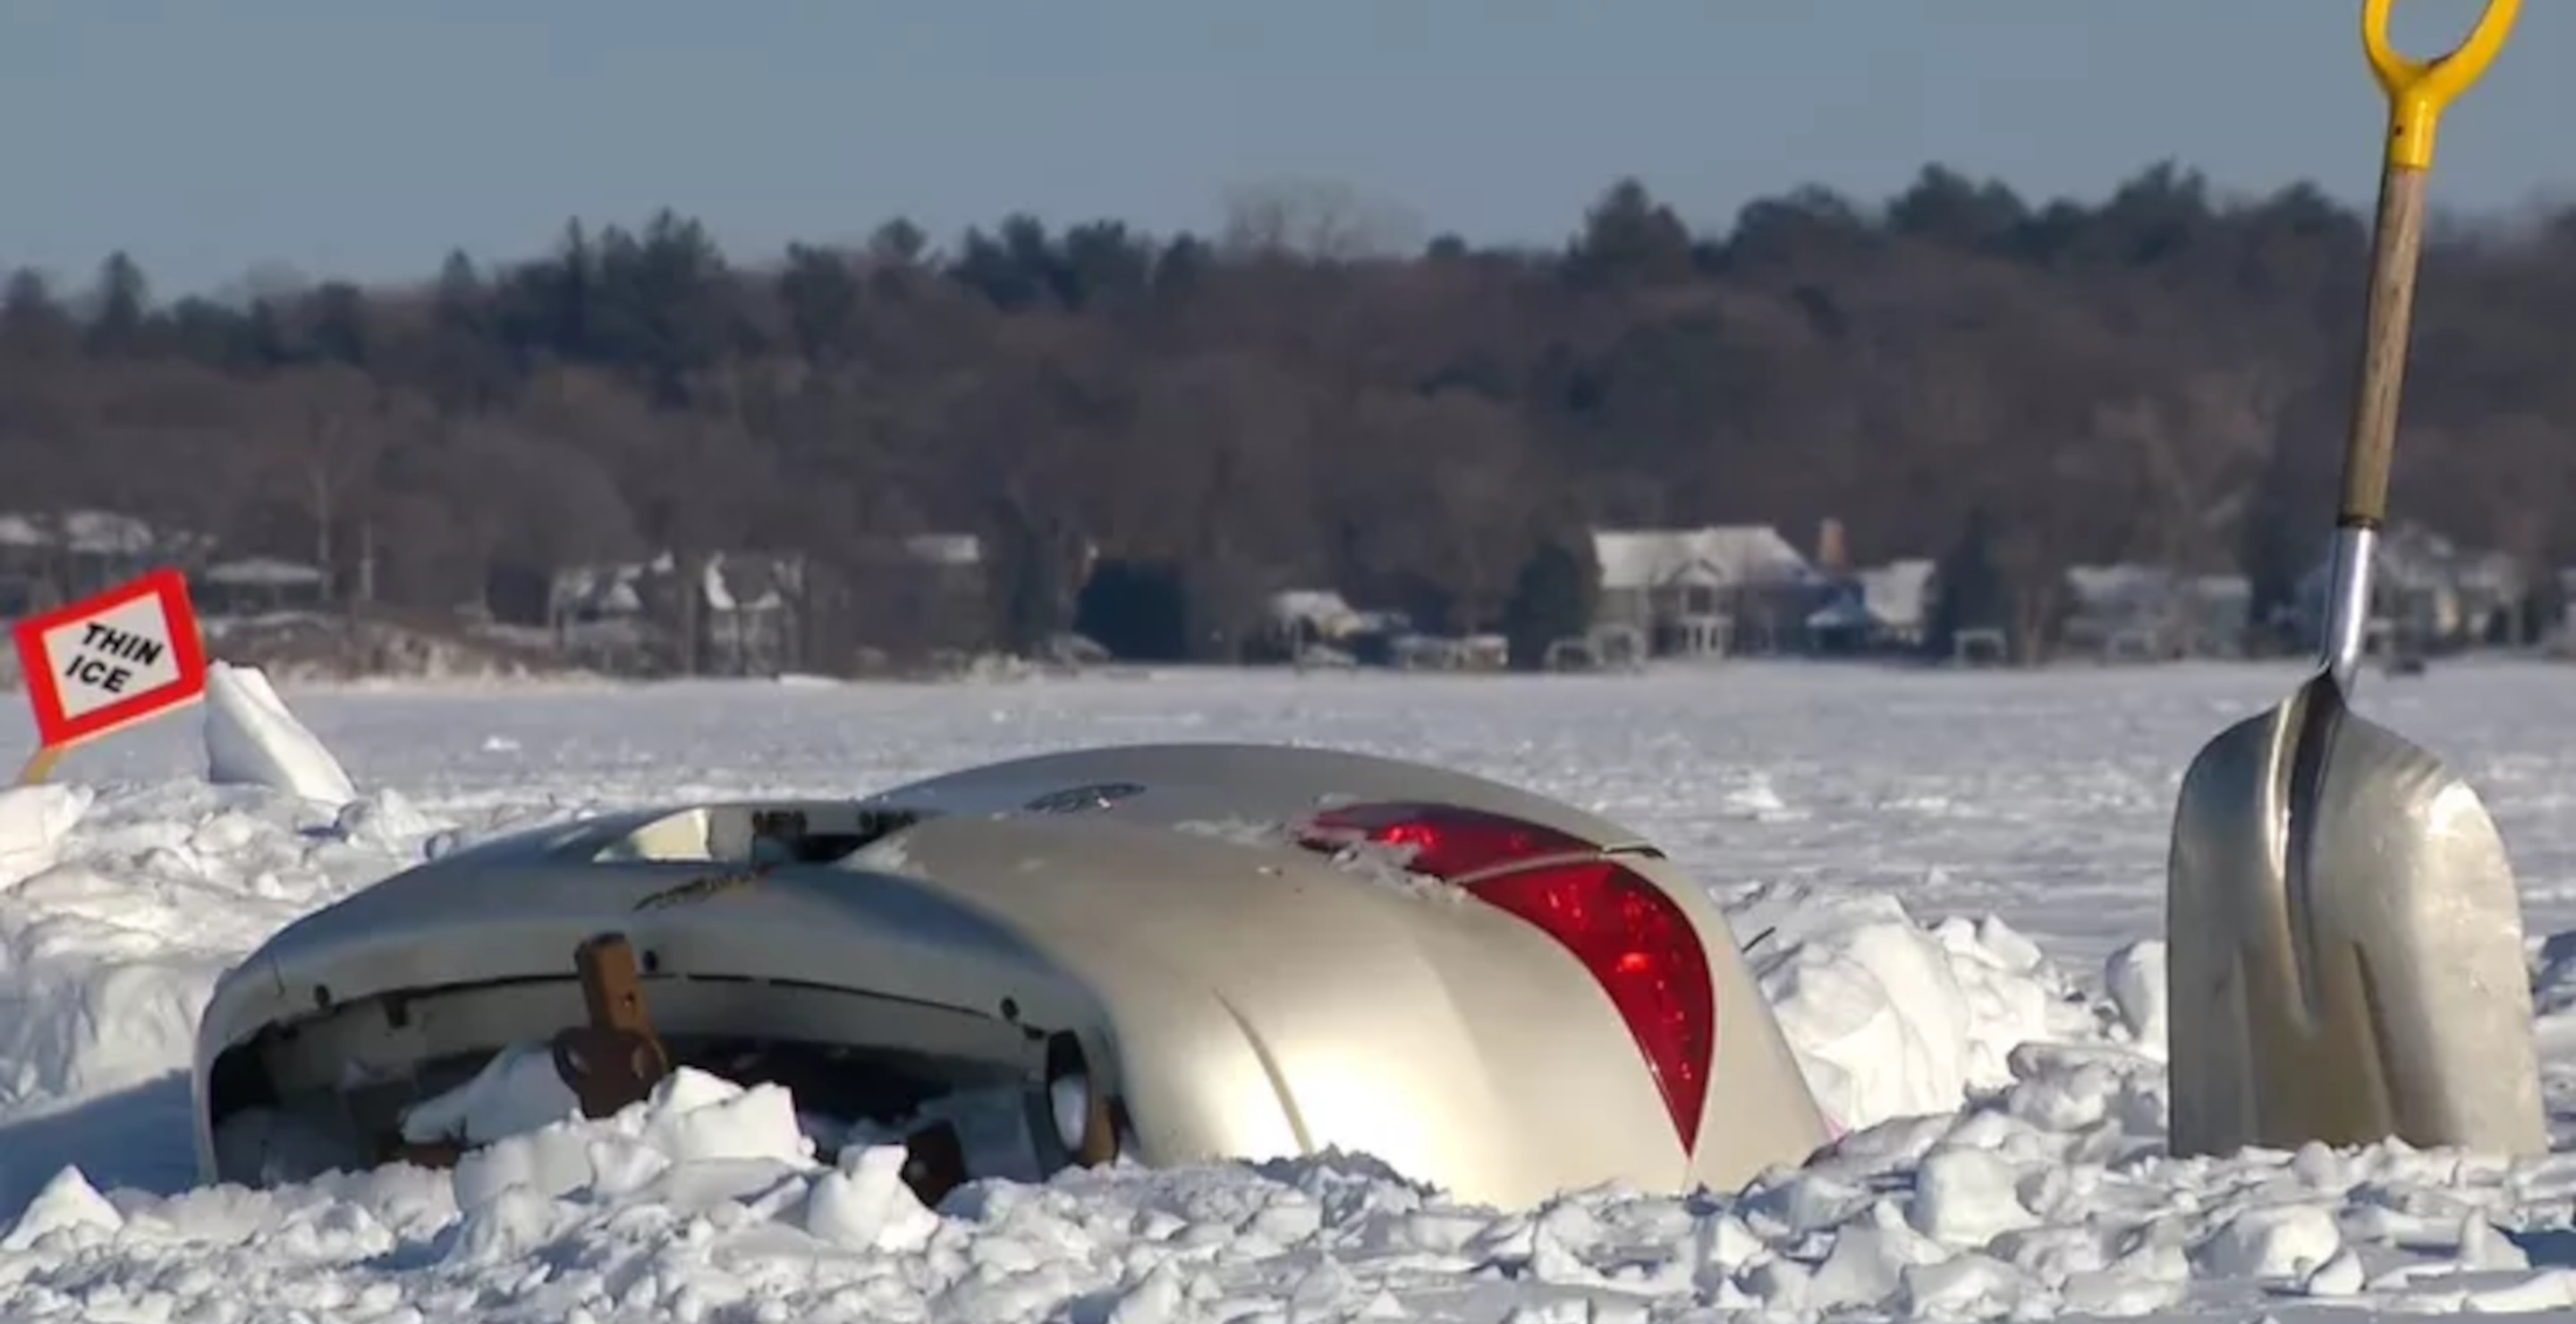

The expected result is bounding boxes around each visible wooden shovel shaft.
[2338,162,2430,530]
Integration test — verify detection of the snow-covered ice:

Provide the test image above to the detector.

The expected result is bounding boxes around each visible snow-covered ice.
[6,659,2576,1319]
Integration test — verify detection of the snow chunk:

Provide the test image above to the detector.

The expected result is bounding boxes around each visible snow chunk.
[1910,1145,2038,1247]
[399,1040,582,1148]
[1805,1205,1951,1311]
[2103,938,2168,1053]
[0,1166,123,1251]
[448,1067,816,1214]
[327,786,441,851]
[1750,891,2096,1129]
[639,1067,815,1166]
[2298,1243,2368,1296]
[203,661,357,807]
[0,784,90,888]
[805,1143,939,1252]
[2195,1202,2344,1281]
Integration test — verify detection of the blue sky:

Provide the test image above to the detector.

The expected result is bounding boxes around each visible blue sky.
[6,0,2573,298]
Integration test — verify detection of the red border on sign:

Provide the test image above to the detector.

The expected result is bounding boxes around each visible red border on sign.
[11,567,210,750]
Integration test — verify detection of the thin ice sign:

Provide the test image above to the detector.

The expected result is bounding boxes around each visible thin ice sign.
[11,568,211,749]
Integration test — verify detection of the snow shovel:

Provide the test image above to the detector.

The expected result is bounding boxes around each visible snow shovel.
[2166,0,2547,1160]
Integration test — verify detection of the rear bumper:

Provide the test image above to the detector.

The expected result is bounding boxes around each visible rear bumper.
[190,862,1111,1185]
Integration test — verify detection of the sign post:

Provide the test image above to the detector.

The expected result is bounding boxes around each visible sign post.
[10,569,211,784]
[15,746,64,787]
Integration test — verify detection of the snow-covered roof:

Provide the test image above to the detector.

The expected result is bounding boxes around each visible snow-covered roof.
[904,534,982,567]
[702,553,798,614]
[1858,558,1936,630]
[204,557,326,588]
[551,562,649,616]
[2066,565,2252,627]
[554,551,804,618]
[701,559,740,613]
[2191,574,2250,603]
[1803,558,1937,632]
[2294,522,2524,598]
[2065,564,2174,611]
[1269,589,1363,633]
[1590,527,1817,592]
[0,509,179,556]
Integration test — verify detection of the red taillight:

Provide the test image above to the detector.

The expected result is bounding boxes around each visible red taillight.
[1471,861,1714,1150]
[1296,802,1715,1150]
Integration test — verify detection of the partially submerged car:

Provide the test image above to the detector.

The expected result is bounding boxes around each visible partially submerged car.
[193,743,1830,1209]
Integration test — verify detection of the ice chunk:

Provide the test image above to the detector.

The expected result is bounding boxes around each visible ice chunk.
[0,783,91,888]
[203,661,358,807]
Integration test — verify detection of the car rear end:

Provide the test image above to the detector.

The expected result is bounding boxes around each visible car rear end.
[196,744,1830,1210]
[865,745,1831,1207]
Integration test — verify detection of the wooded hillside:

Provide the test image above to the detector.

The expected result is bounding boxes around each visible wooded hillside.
[5,166,2572,666]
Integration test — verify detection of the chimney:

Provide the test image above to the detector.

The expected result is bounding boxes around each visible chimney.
[1817,517,1850,573]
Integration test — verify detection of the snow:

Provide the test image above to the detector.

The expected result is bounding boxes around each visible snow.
[6,659,2576,1319]
[396,1041,584,1149]
[1746,890,2110,1129]
[0,784,89,887]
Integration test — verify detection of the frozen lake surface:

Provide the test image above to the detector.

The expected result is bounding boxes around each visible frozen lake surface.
[5,658,2576,1320]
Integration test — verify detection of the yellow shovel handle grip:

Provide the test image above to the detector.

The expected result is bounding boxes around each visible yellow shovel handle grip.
[2363,0,2521,171]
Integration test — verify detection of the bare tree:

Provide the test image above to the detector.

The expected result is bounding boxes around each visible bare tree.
[1218,178,1423,262]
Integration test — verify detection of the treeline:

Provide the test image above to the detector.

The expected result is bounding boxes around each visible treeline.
[4,164,2574,666]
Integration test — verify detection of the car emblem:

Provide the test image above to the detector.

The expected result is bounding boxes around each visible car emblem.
[1022,782,1145,815]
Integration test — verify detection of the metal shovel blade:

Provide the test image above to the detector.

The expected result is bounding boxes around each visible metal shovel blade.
[2166,673,2546,1158]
